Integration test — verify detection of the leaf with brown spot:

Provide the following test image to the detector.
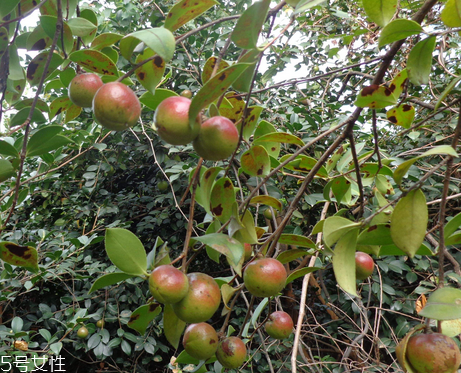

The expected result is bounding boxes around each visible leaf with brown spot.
[279,154,329,178]
[40,15,74,54]
[50,97,73,119]
[5,78,26,104]
[210,177,236,224]
[331,176,352,204]
[127,304,162,335]
[220,92,246,123]
[193,166,222,214]
[355,84,397,109]
[91,32,123,50]
[135,48,165,94]
[241,145,270,177]
[64,104,82,123]
[254,120,280,158]
[240,106,263,141]
[189,63,254,128]
[387,104,415,129]
[253,131,305,147]
[194,233,244,267]
[250,195,283,211]
[231,0,270,49]
[26,24,52,51]
[69,49,118,76]
[27,51,63,86]
[201,56,230,84]
[165,0,217,32]
[0,241,39,273]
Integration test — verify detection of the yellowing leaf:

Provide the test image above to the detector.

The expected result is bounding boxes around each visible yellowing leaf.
[387,104,415,129]
[441,0,461,27]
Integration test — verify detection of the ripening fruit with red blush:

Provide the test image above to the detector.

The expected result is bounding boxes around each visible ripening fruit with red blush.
[68,73,103,108]
[216,336,247,369]
[355,251,374,280]
[265,311,294,340]
[182,323,218,361]
[148,265,189,304]
[243,258,287,297]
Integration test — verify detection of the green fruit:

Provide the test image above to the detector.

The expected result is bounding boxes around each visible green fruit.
[0,159,15,182]
[243,258,287,297]
[68,73,103,108]
[265,311,294,340]
[183,323,218,360]
[355,251,374,280]
[216,336,247,369]
[149,265,189,304]
[96,319,104,328]
[157,180,168,191]
[172,272,221,323]
[180,89,192,98]
[192,116,239,161]
[405,333,461,373]
[93,82,141,131]
[153,96,201,145]
[263,208,277,220]
[77,326,89,339]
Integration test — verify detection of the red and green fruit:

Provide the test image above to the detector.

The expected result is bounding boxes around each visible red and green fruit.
[172,272,221,323]
[93,82,141,131]
[77,326,89,339]
[153,96,201,145]
[216,336,247,369]
[243,258,287,297]
[96,319,104,328]
[265,311,294,340]
[355,251,374,280]
[149,265,189,304]
[68,73,103,108]
[243,243,252,262]
[180,89,192,98]
[182,322,218,360]
[404,333,461,373]
[192,116,239,161]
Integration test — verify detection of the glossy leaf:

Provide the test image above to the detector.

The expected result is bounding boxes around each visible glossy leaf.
[0,0,20,18]
[231,0,270,49]
[254,120,280,158]
[357,224,394,246]
[26,126,73,157]
[91,33,124,50]
[286,267,321,285]
[280,154,329,178]
[15,98,49,114]
[26,24,52,51]
[69,50,118,76]
[140,89,178,110]
[294,0,328,13]
[202,56,230,85]
[105,228,147,276]
[89,272,135,293]
[127,304,162,334]
[278,234,316,249]
[232,49,261,92]
[165,0,217,32]
[444,212,461,239]
[378,19,422,48]
[135,48,165,94]
[331,176,351,204]
[407,37,436,86]
[390,189,428,258]
[163,304,186,349]
[379,243,433,256]
[323,216,361,248]
[277,249,311,264]
[210,177,236,223]
[193,233,244,267]
[441,0,461,27]
[241,145,270,177]
[189,63,253,128]
[419,287,461,320]
[250,195,283,211]
[234,210,258,245]
[40,16,74,54]
[253,132,304,147]
[67,17,97,37]
[0,140,19,158]
[362,0,397,27]
[332,229,359,297]
[241,105,263,141]
[0,242,39,272]
[386,104,415,129]
[8,45,25,81]
[10,107,46,128]
[120,28,176,63]
[194,166,222,215]
[0,159,15,182]
[27,52,63,86]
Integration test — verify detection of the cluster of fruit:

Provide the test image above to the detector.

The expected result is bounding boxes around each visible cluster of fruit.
[68,74,239,161]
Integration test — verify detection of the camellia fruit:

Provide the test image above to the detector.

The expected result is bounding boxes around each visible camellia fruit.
[153,96,201,145]
[172,272,221,323]
[404,333,461,373]
[96,319,105,328]
[355,251,374,280]
[149,265,189,304]
[192,116,239,161]
[68,73,103,108]
[180,89,192,98]
[243,258,287,297]
[77,326,89,339]
[92,82,141,131]
[265,311,294,340]
[243,243,252,262]
[263,208,277,220]
[182,323,218,360]
[216,336,247,369]
[157,180,168,191]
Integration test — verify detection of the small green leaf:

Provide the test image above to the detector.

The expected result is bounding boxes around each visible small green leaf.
[441,0,461,27]
[332,229,359,297]
[241,145,270,177]
[331,176,351,204]
[378,19,422,49]
[105,228,147,276]
[26,51,64,86]
[294,0,327,14]
[445,212,461,239]
[135,48,165,94]
[26,126,73,157]
[69,49,118,76]
[386,104,415,129]
[231,0,270,49]
[407,37,436,86]
[0,159,15,182]
[163,304,186,349]
[434,76,461,112]
[277,249,311,264]
[91,32,124,50]
[362,0,397,27]
[241,106,263,141]
[419,287,461,320]
[140,89,178,110]
[234,210,258,245]
[127,304,162,334]
[232,49,261,92]
[254,120,280,158]
[8,45,25,81]
[253,132,304,147]
[390,189,428,258]
[11,316,23,333]
[0,0,20,19]
[89,272,135,294]
[357,224,394,246]
[323,216,361,247]
[250,195,283,211]
[375,174,394,195]
[286,267,321,285]
[202,56,230,85]
[0,140,19,158]
[210,177,236,224]
[193,233,244,267]
[194,166,222,214]
[0,241,39,272]
[67,17,97,37]
[278,234,316,249]
[165,0,217,32]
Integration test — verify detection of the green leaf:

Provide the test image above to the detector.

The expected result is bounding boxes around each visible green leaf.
[250,195,283,211]
[127,304,162,334]
[193,233,244,267]
[362,0,397,27]
[0,242,39,272]
[278,234,316,249]
[231,0,270,49]
[0,159,15,182]
[201,56,230,84]
[355,84,397,109]
[210,177,236,224]
[419,287,461,320]
[434,76,461,112]
[323,216,361,247]
[67,17,97,37]
[379,243,433,256]
[357,224,394,246]
[445,212,461,239]
[89,272,135,294]
[91,32,124,50]
[189,63,253,128]
[253,132,304,147]
[164,0,217,32]
[337,142,366,172]
[232,49,261,92]
[26,126,73,157]
[332,229,359,297]
[254,120,280,158]
[241,105,263,142]
[407,37,436,86]
[294,0,327,14]
[0,27,8,58]
[241,145,270,177]
[135,48,165,94]
[286,267,321,285]
[69,49,118,76]
[378,19,422,48]
[331,176,351,204]
[105,228,148,276]
[26,51,64,86]
[120,28,176,63]
[375,174,394,196]
[390,189,428,258]
[0,0,20,18]
[194,166,222,215]
[277,249,311,264]
[0,140,19,158]
[140,89,178,111]
[441,0,461,27]
[279,154,328,178]
[386,104,415,129]
[8,45,25,81]
[50,97,73,119]
[163,304,186,349]
[234,210,259,245]
[15,98,50,114]
[40,16,74,54]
